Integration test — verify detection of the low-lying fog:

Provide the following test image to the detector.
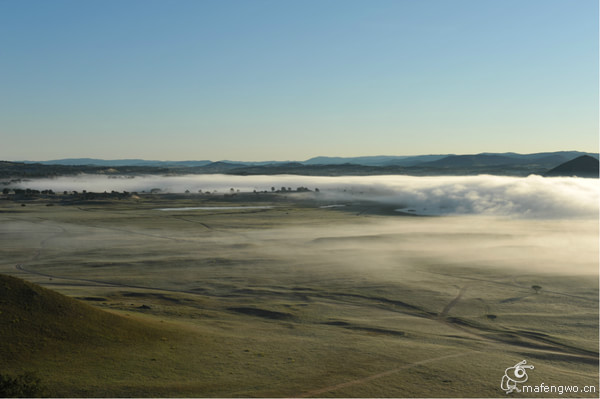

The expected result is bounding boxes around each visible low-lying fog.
[2,175,598,285]
[11,174,599,218]
[237,216,599,277]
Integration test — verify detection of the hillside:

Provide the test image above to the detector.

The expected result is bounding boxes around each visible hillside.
[544,155,599,178]
[0,274,158,356]
[0,274,186,396]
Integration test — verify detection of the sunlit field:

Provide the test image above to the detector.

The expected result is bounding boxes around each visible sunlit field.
[1,175,598,397]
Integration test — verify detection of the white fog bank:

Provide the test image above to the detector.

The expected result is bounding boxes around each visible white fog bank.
[10,174,599,219]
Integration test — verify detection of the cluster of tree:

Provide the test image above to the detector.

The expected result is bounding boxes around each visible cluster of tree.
[268,186,319,193]
[1,188,136,201]
[2,188,54,197]
[178,187,323,195]
[68,190,134,200]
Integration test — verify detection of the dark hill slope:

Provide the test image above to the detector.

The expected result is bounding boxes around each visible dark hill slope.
[226,162,390,176]
[0,274,190,396]
[0,161,172,178]
[420,154,567,168]
[420,154,519,167]
[544,155,599,178]
[0,274,159,363]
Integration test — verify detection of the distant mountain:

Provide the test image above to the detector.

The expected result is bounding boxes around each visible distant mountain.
[381,155,452,166]
[5,151,598,178]
[303,152,597,167]
[482,151,598,161]
[420,154,519,167]
[303,155,448,166]
[226,162,388,176]
[187,161,248,173]
[21,152,598,169]
[24,158,213,167]
[219,160,294,166]
[544,155,599,178]
[418,153,571,168]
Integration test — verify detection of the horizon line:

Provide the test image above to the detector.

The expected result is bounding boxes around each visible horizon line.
[9,149,599,164]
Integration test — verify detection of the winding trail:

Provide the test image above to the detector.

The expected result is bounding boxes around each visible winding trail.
[439,284,469,319]
[427,270,596,303]
[294,352,468,397]
[14,263,208,297]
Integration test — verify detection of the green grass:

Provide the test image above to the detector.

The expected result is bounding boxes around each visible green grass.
[0,195,597,397]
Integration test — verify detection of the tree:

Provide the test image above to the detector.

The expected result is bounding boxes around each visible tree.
[531,285,542,294]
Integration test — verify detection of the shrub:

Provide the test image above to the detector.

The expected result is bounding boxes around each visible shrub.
[0,372,47,397]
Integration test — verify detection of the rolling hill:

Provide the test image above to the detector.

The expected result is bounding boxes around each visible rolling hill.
[3,151,598,178]
[0,274,158,356]
[544,155,599,178]
[19,151,598,168]
[0,274,183,396]
[417,153,571,168]
[22,158,213,167]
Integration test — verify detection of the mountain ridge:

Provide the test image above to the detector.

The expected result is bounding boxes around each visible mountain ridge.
[18,151,598,168]
[4,151,598,178]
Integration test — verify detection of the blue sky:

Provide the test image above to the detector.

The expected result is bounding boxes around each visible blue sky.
[1,0,598,161]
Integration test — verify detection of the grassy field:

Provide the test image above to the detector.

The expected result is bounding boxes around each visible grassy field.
[0,193,598,397]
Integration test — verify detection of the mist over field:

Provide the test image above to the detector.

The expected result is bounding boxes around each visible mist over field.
[12,174,599,218]
[2,173,598,396]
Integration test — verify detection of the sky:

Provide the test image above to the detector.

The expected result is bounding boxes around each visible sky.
[1,0,598,162]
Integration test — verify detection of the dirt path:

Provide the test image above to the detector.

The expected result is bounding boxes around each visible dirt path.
[295,352,468,397]
[439,284,469,318]
[168,215,212,229]
[14,263,207,296]
[427,270,595,303]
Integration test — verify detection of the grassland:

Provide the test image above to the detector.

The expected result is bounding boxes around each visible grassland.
[0,193,598,397]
